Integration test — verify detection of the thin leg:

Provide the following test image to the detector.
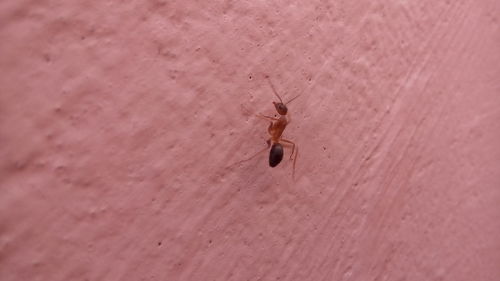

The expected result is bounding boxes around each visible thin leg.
[281,139,298,180]
[281,139,296,159]
[256,113,279,122]
[292,146,298,179]
[231,139,271,166]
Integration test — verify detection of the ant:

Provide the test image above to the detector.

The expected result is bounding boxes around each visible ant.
[238,77,300,177]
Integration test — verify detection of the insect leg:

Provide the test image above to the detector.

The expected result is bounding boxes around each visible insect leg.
[281,139,298,179]
[231,139,271,166]
[256,113,279,121]
[281,139,296,159]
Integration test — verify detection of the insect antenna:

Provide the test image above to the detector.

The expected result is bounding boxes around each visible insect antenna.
[285,94,301,105]
[266,77,284,103]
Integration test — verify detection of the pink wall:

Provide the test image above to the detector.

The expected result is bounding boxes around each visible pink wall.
[1,1,499,280]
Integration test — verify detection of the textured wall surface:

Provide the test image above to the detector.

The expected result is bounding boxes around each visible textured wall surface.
[1,1,499,280]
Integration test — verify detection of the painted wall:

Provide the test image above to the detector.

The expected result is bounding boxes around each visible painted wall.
[1,1,499,280]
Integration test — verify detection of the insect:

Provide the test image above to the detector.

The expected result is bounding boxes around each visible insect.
[236,76,299,177]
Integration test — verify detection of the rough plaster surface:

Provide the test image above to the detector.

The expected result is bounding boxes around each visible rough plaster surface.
[1,1,499,280]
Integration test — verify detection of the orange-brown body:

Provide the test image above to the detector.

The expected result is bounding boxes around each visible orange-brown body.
[234,77,299,177]
[258,78,299,174]
[268,115,288,143]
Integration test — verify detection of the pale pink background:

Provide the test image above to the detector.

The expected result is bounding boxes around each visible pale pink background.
[1,1,499,281]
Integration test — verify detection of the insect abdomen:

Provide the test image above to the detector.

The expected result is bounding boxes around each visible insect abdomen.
[269,143,284,167]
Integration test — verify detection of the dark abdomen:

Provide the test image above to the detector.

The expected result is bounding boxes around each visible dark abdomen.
[269,143,284,167]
